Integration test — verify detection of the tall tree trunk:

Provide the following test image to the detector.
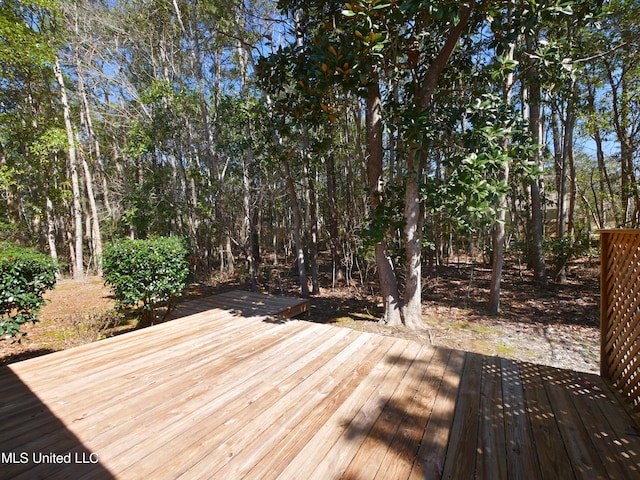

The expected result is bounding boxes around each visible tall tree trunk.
[551,109,567,239]
[366,80,402,325]
[225,233,235,275]
[551,107,567,283]
[325,152,344,284]
[172,0,219,178]
[234,31,260,289]
[306,164,320,294]
[562,92,577,242]
[242,156,258,291]
[566,101,577,239]
[283,157,309,297]
[525,37,547,286]
[488,161,510,313]
[353,105,367,215]
[75,35,106,274]
[402,4,473,327]
[80,150,103,276]
[488,41,515,314]
[45,193,60,278]
[80,86,112,221]
[594,129,618,226]
[402,164,424,328]
[54,56,84,280]
[604,58,640,226]
[586,78,619,226]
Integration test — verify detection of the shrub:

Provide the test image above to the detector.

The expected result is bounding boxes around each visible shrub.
[102,237,190,326]
[0,242,58,340]
[545,236,574,266]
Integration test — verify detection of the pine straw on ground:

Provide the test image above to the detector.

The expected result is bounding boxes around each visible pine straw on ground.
[1,256,601,374]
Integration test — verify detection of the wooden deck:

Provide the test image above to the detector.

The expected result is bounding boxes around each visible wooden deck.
[166,290,312,320]
[1,291,639,479]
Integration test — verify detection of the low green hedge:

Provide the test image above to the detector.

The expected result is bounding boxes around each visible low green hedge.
[0,242,58,340]
[103,237,190,327]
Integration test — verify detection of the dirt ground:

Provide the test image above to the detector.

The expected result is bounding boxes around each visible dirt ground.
[308,257,600,374]
[0,257,601,374]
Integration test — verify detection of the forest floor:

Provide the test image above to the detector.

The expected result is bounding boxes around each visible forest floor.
[0,256,601,374]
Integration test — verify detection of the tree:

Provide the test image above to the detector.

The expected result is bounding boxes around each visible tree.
[488,5,517,313]
[597,0,640,227]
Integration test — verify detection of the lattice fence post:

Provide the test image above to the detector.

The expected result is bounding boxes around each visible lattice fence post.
[600,229,640,411]
[600,231,611,378]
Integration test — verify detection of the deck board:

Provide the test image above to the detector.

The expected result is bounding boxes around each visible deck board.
[519,361,575,480]
[1,290,639,479]
[477,355,508,480]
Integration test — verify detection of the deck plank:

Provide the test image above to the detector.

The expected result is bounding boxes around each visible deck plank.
[273,338,410,480]
[557,368,638,479]
[2,290,640,480]
[539,364,611,479]
[476,355,508,480]
[409,348,466,479]
[440,351,483,479]
[2,314,297,449]
[2,314,252,449]
[371,346,441,480]
[501,358,543,480]
[519,361,575,480]
[316,340,421,478]
[186,330,384,480]
[242,334,396,480]
[96,323,335,478]
[337,341,427,479]
[588,375,640,476]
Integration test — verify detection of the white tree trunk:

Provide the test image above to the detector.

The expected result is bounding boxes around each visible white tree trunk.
[45,194,60,279]
[81,151,103,276]
[54,56,84,280]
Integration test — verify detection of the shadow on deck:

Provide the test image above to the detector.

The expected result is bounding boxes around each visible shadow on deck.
[0,368,115,479]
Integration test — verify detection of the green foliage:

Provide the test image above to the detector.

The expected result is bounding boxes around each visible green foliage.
[544,234,589,280]
[362,184,405,246]
[423,94,536,234]
[0,222,19,242]
[124,120,153,159]
[545,236,574,269]
[29,127,67,164]
[0,242,58,340]
[545,230,596,273]
[102,237,190,326]
[0,0,57,76]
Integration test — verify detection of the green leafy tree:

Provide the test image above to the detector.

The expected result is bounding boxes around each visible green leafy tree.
[424,95,534,234]
[262,0,476,327]
[0,0,61,249]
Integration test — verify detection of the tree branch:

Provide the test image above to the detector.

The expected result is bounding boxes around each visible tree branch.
[417,2,475,108]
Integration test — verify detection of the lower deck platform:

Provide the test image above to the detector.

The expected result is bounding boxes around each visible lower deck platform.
[1,291,638,479]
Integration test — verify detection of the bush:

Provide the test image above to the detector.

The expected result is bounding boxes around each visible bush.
[0,242,58,340]
[102,237,190,326]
